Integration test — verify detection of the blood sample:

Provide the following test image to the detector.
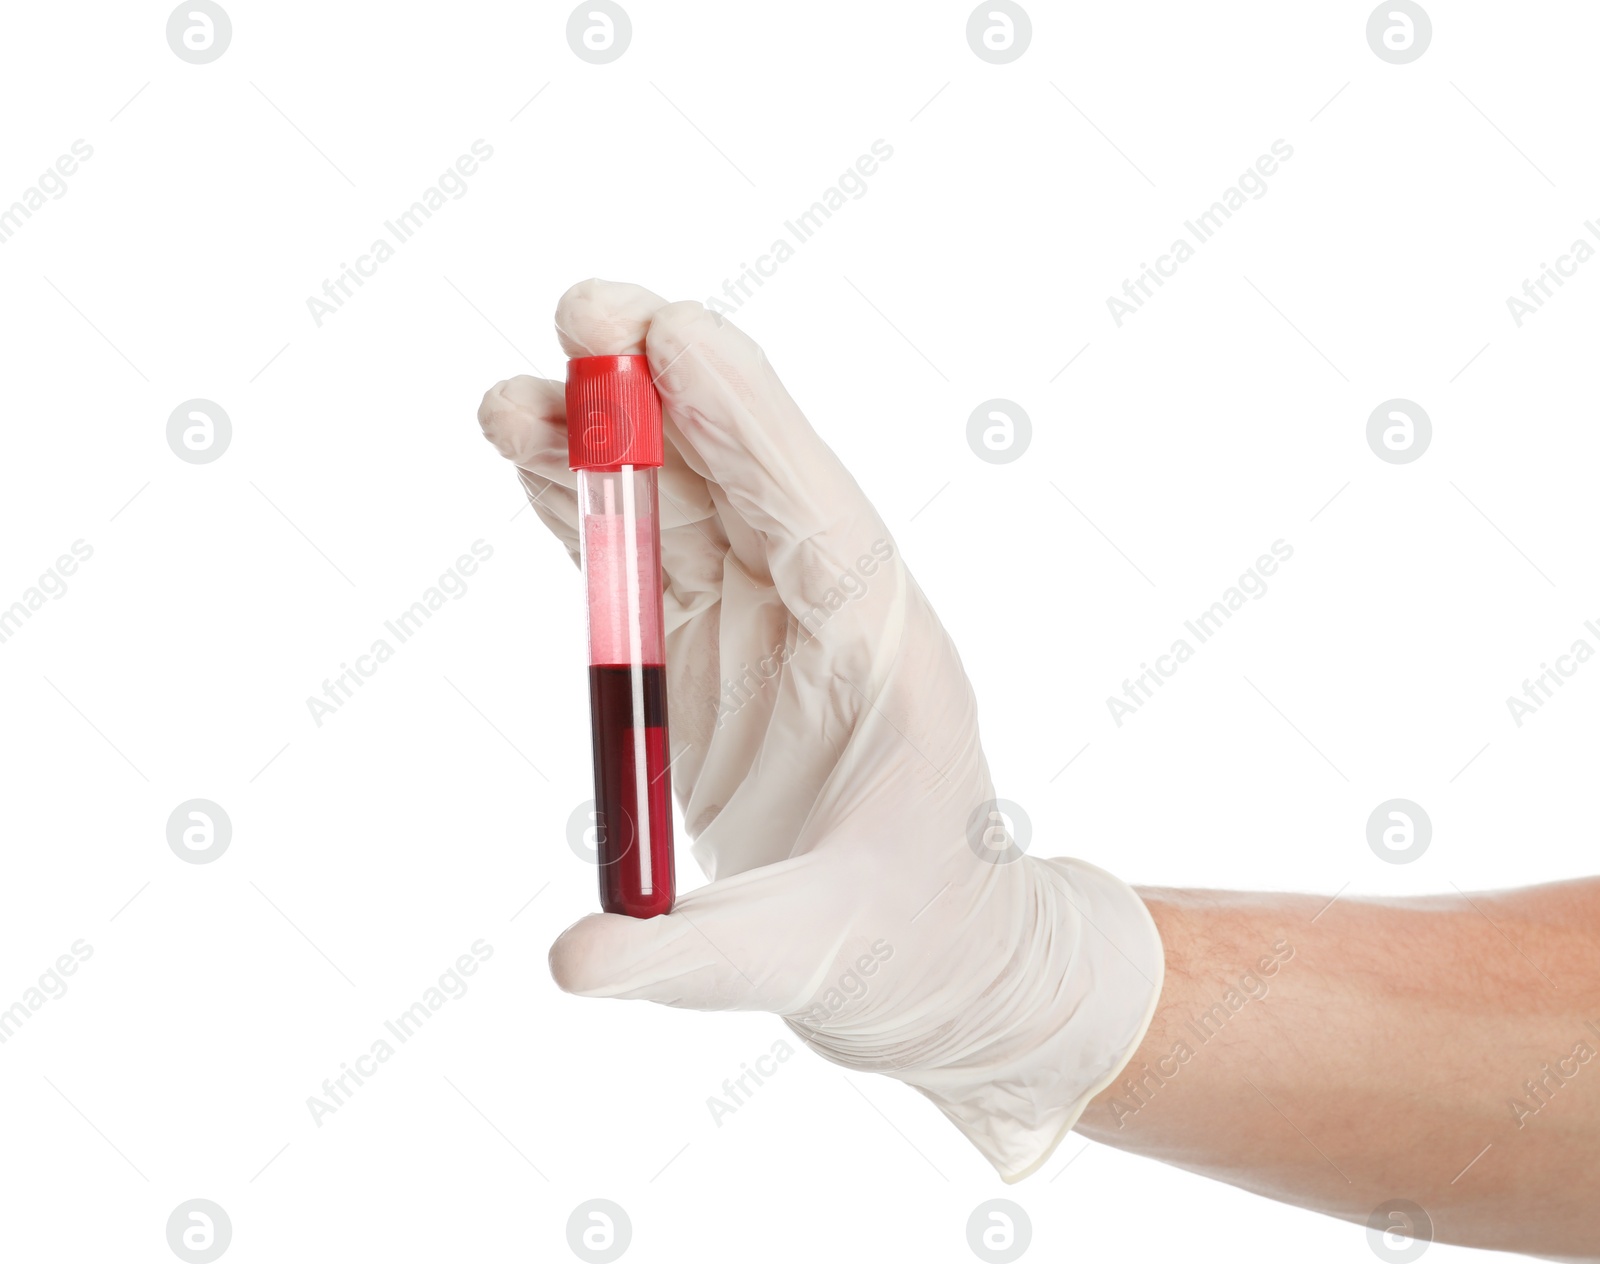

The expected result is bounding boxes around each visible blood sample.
[566,354,675,918]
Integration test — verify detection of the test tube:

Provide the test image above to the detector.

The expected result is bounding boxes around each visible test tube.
[566,354,676,918]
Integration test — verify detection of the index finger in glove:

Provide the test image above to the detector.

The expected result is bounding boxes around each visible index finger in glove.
[644,301,902,645]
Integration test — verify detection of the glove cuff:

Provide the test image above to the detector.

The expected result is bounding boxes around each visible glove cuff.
[904,857,1165,1181]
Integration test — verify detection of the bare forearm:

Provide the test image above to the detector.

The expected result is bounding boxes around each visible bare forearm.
[1076,880,1600,1260]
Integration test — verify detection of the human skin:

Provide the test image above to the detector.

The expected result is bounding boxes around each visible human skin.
[1075,880,1600,1261]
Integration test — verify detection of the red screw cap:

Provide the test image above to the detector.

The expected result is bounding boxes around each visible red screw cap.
[565,355,664,470]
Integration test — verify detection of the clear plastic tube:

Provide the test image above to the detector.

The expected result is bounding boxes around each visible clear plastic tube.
[577,464,675,917]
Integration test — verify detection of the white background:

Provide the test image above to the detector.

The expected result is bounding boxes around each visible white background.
[1,1,1595,1260]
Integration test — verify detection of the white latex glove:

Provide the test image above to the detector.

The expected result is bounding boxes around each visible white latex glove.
[478,279,1164,1181]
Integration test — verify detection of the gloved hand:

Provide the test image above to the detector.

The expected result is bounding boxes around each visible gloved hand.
[477,279,1164,1181]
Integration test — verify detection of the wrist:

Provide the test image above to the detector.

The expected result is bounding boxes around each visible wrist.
[902,856,1165,1181]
